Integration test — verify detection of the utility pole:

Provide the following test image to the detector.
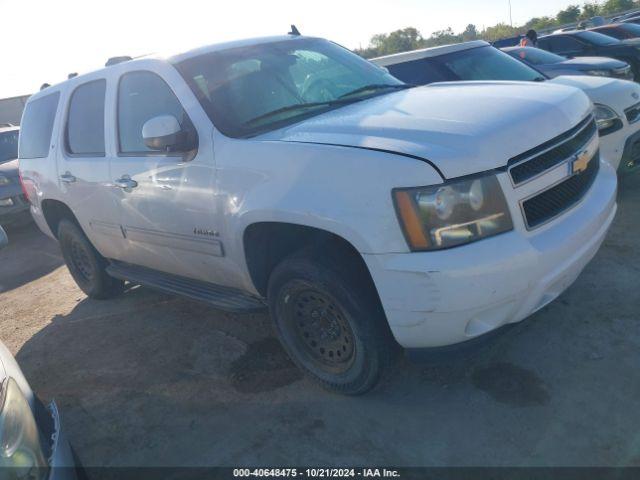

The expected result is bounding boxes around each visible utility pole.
[509,0,513,26]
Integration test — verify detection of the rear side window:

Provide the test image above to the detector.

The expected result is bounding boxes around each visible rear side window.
[66,80,106,156]
[19,92,60,159]
[117,71,192,154]
[386,58,451,85]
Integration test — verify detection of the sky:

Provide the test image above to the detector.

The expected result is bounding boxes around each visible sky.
[1,0,584,98]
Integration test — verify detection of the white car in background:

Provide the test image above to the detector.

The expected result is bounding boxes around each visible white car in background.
[0,226,78,479]
[373,40,640,173]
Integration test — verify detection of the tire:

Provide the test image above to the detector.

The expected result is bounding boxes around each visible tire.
[267,246,398,395]
[57,219,124,299]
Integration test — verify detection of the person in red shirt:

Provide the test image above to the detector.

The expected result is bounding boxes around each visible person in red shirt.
[520,29,538,47]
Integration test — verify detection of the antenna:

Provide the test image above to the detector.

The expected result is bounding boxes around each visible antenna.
[289,24,301,36]
[105,56,132,67]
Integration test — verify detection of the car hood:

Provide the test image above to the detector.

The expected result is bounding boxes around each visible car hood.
[549,75,640,113]
[0,158,19,177]
[559,56,627,69]
[260,82,591,179]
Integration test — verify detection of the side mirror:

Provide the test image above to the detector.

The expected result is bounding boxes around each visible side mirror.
[0,226,8,250]
[142,115,196,153]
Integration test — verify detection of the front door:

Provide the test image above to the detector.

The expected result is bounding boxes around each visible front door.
[106,67,225,284]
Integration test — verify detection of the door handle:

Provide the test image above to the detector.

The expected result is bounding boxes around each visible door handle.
[114,175,138,191]
[60,172,76,184]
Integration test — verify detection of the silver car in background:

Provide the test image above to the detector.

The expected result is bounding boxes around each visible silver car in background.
[0,226,78,480]
[503,46,634,80]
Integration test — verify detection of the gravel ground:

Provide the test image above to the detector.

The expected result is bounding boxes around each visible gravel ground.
[0,171,638,468]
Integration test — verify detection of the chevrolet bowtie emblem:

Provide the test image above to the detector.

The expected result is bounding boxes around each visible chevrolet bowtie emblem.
[571,149,591,175]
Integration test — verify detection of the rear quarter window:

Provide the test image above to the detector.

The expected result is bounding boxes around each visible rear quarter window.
[19,93,60,159]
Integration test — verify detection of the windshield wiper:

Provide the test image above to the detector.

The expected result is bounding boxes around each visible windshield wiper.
[243,99,356,126]
[533,76,546,82]
[339,83,414,99]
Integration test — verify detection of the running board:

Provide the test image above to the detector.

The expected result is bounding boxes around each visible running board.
[106,262,266,313]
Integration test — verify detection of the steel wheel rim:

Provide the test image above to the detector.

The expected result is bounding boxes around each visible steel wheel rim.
[280,285,356,374]
[69,239,93,283]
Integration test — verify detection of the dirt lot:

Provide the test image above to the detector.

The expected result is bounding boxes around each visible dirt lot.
[0,172,639,468]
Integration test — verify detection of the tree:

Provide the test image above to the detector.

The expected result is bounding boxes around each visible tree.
[482,23,520,41]
[462,24,479,42]
[557,5,581,24]
[369,27,425,57]
[425,27,462,47]
[580,2,600,19]
[523,16,558,31]
[601,0,635,14]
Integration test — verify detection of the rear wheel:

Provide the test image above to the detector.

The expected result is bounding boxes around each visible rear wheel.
[267,247,397,395]
[57,219,124,299]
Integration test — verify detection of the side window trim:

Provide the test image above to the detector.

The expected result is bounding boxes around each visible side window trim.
[64,78,107,158]
[115,70,198,157]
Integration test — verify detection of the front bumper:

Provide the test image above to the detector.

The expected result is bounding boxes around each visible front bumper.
[619,128,640,173]
[364,159,618,349]
[599,115,640,171]
[0,185,30,225]
[46,401,78,480]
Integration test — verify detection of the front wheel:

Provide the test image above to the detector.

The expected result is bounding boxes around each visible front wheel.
[267,248,397,395]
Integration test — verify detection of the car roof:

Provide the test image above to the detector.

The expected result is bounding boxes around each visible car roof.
[27,35,317,103]
[371,40,490,66]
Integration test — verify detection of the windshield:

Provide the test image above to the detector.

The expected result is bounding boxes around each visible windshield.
[576,31,620,46]
[0,130,19,163]
[390,46,544,85]
[174,38,405,137]
[507,47,566,65]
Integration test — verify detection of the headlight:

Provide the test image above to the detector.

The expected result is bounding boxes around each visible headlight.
[0,378,48,477]
[393,173,513,251]
[0,176,10,186]
[585,69,609,77]
[594,103,621,134]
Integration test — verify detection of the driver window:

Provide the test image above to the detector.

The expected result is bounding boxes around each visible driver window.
[118,71,194,154]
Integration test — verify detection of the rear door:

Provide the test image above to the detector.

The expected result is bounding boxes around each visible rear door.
[56,78,128,258]
[106,66,223,284]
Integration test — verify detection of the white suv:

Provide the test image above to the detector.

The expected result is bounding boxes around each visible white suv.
[18,35,617,394]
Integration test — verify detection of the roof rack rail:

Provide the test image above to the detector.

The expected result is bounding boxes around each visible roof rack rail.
[105,56,132,67]
[0,123,14,128]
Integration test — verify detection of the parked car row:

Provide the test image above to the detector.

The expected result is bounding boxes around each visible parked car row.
[373,40,640,174]
[0,124,31,227]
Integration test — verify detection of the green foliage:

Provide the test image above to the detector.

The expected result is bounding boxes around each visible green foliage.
[482,23,519,41]
[601,0,635,14]
[462,24,479,41]
[580,2,601,19]
[557,5,581,24]
[353,0,640,59]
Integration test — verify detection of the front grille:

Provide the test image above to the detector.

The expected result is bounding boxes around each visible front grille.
[522,151,600,229]
[508,116,597,186]
[625,102,640,124]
